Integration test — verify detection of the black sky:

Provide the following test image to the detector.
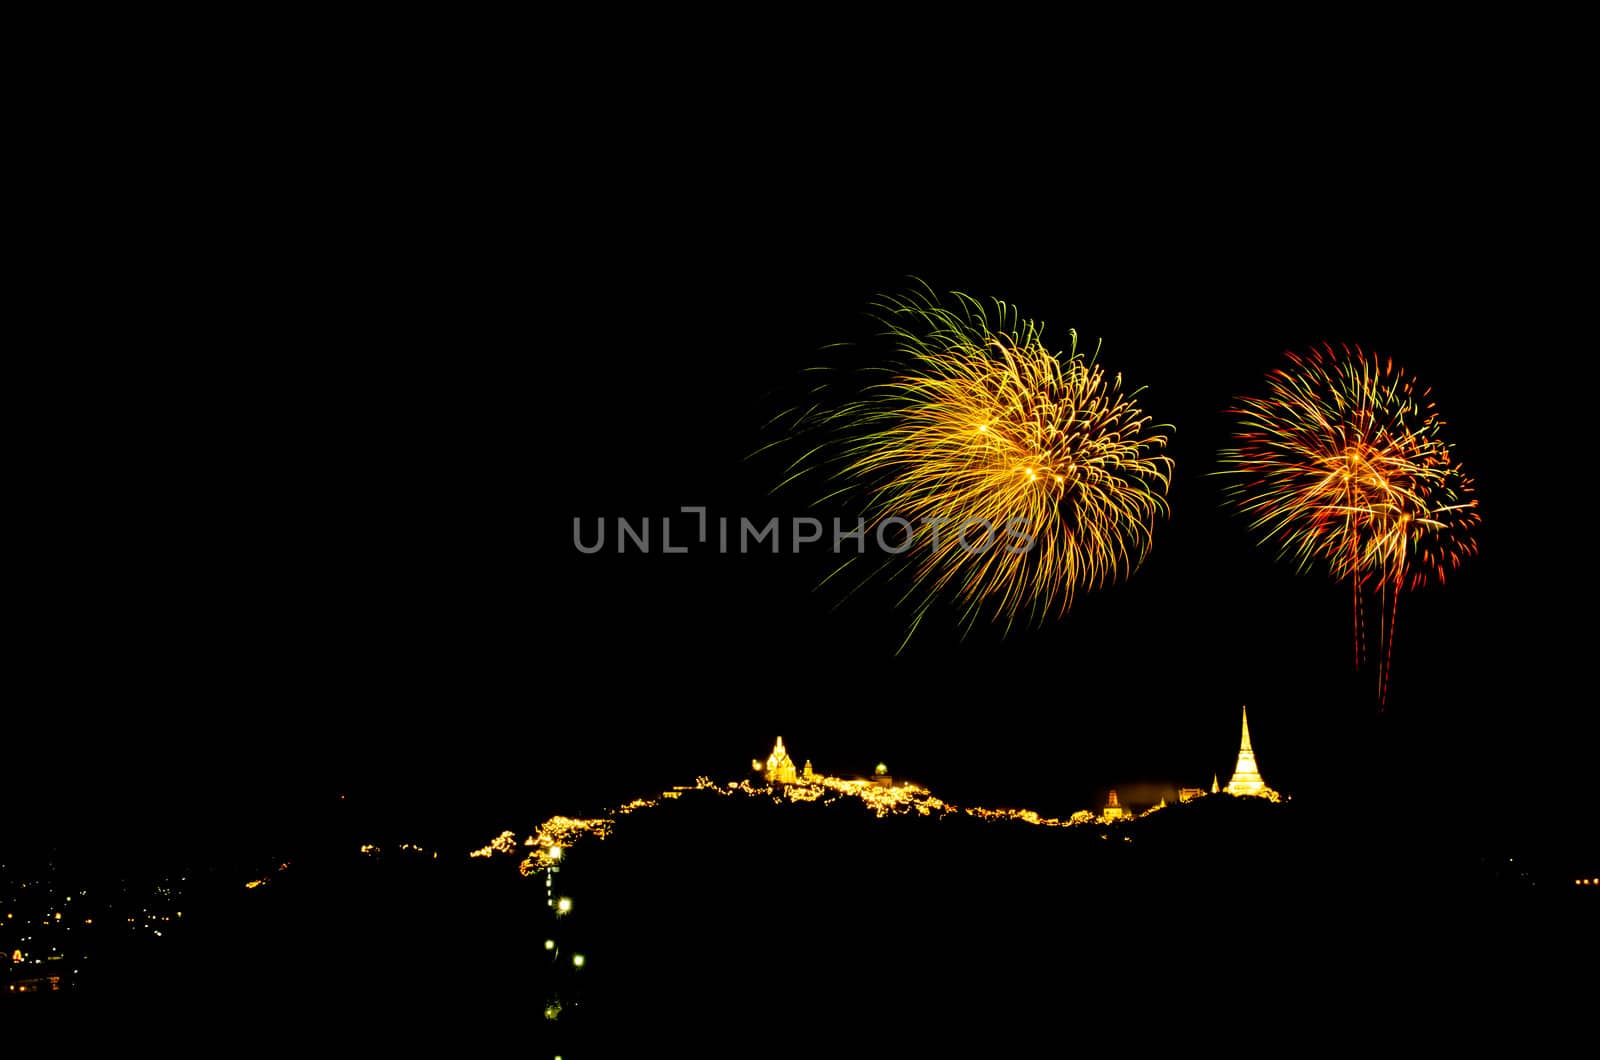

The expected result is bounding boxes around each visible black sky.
[538,223,1583,835]
[12,101,1592,865]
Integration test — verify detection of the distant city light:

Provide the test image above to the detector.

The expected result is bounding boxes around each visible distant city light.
[571,953,586,968]
[544,939,555,950]
[556,897,572,914]
[549,846,562,860]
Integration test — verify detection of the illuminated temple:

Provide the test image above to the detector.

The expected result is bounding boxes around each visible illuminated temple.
[764,737,798,785]
[1224,706,1279,800]
[734,719,1280,826]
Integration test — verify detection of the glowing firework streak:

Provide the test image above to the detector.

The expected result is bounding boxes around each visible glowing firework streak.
[776,282,1173,642]
[1219,344,1479,705]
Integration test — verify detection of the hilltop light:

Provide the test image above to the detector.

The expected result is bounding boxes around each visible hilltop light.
[572,953,586,968]
[544,939,556,951]
[556,897,573,915]
[875,763,888,776]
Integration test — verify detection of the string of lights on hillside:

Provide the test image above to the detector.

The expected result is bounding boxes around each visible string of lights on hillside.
[468,776,1132,876]
[496,724,1287,1034]
[467,722,1282,882]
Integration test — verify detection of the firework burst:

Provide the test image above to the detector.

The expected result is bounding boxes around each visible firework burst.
[1219,343,1479,704]
[773,282,1173,645]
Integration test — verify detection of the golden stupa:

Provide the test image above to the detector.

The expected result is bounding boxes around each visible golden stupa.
[1224,706,1279,800]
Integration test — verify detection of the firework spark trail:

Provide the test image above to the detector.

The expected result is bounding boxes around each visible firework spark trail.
[775,281,1173,642]
[1219,343,1479,705]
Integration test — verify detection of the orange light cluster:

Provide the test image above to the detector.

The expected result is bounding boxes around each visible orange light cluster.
[469,830,520,859]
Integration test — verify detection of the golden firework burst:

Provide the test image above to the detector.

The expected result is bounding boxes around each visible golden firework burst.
[777,282,1173,644]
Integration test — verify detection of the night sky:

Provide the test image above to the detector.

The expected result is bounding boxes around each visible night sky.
[13,126,1591,870]
[536,226,1586,851]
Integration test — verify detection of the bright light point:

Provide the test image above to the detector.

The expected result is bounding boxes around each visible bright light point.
[556,897,572,914]
[571,953,586,968]
[549,846,562,860]
[875,762,888,776]
[977,424,987,433]
[544,939,555,950]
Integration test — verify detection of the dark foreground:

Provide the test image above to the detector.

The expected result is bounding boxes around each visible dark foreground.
[4,790,1591,1053]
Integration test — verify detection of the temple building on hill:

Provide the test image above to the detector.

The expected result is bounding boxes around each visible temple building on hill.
[749,739,901,790]
[1223,706,1280,800]
[1102,789,1128,820]
[765,737,798,785]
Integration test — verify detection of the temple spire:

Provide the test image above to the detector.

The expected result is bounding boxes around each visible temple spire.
[765,737,797,784]
[1225,705,1277,799]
